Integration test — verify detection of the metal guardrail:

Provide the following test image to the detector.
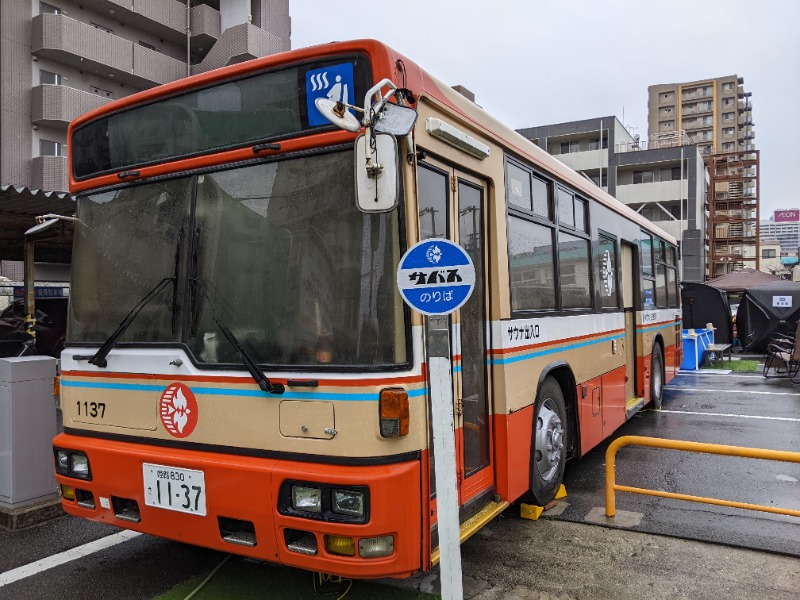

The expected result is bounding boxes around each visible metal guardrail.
[605,435,800,518]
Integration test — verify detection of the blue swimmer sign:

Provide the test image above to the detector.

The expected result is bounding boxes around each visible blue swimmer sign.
[396,238,475,316]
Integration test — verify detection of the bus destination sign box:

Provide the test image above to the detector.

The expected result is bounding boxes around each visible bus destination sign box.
[396,239,475,316]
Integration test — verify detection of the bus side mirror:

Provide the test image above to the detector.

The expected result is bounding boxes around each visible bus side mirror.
[355,132,398,213]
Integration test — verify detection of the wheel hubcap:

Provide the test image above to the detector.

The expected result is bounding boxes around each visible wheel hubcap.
[535,400,564,482]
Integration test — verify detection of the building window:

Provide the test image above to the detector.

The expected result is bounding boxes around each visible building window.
[723,97,734,106]
[660,120,674,129]
[723,82,735,92]
[560,141,580,154]
[722,142,735,151]
[590,173,608,187]
[588,138,607,151]
[723,112,735,121]
[723,127,735,135]
[701,86,713,97]
[702,116,713,126]
[633,170,654,184]
[661,92,673,101]
[762,249,777,259]
[698,101,713,111]
[660,167,681,181]
[661,107,673,115]
[40,139,64,157]
[39,2,60,14]
[39,69,62,85]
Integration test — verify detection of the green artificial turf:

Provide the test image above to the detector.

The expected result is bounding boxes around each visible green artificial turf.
[706,358,759,372]
[155,556,439,600]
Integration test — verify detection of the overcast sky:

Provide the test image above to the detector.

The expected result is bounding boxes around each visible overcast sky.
[290,0,799,219]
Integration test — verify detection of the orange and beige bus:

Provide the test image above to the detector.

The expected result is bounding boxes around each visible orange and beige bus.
[53,39,682,579]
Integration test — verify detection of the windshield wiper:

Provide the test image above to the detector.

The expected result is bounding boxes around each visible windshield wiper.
[81,276,175,367]
[191,279,285,395]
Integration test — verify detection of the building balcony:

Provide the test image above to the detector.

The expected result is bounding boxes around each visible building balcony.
[550,149,608,173]
[615,180,682,204]
[32,13,186,88]
[70,0,189,46]
[194,23,289,74]
[32,84,112,128]
[191,3,222,59]
[31,156,69,193]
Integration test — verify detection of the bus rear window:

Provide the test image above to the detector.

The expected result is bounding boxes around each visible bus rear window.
[71,56,371,179]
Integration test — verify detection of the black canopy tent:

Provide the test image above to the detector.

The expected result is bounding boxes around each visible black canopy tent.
[681,282,733,344]
[736,281,800,352]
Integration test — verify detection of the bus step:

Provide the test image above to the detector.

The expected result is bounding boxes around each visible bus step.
[219,517,257,547]
[430,499,509,566]
[626,397,645,418]
[111,496,141,523]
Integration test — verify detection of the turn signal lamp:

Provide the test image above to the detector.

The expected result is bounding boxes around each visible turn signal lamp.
[379,388,409,437]
[60,484,75,500]
[325,535,356,556]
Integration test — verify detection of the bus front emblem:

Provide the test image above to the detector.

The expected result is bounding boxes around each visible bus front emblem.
[159,383,199,438]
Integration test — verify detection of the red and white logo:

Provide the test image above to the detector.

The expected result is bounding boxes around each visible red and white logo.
[159,383,198,438]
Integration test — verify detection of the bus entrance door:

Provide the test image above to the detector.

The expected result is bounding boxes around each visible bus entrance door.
[621,242,638,406]
[417,161,494,518]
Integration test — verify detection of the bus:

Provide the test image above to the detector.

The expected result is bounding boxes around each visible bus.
[53,39,682,579]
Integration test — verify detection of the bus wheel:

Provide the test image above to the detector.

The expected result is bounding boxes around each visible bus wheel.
[651,343,665,409]
[528,377,567,506]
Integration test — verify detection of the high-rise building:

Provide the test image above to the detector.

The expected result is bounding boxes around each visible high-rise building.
[647,76,754,157]
[0,0,290,268]
[648,76,758,277]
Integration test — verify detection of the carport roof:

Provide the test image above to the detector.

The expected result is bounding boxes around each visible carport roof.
[705,268,782,293]
[0,184,76,264]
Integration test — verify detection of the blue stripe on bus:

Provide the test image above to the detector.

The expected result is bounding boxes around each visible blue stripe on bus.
[638,322,680,334]
[492,332,625,365]
[61,379,427,401]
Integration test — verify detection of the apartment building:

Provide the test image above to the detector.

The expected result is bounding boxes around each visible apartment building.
[517,116,708,282]
[0,0,290,195]
[647,76,754,156]
[0,0,290,271]
[648,76,758,278]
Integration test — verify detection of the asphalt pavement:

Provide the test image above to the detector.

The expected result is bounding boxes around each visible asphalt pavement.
[2,364,799,599]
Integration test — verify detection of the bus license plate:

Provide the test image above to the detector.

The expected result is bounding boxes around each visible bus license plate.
[143,463,207,516]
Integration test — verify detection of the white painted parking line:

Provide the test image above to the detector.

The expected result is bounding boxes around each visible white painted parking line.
[657,409,800,423]
[677,372,760,378]
[667,387,800,397]
[0,530,141,588]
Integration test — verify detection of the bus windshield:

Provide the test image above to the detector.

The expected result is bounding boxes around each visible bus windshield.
[68,150,408,368]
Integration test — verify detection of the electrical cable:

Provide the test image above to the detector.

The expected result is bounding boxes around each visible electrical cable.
[182,554,232,600]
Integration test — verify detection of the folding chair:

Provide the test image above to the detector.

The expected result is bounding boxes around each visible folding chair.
[763,321,800,378]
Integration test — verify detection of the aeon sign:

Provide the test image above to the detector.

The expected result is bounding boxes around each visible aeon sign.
[774,209,800,223]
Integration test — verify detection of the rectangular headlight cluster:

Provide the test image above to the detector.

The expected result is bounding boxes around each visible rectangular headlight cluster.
[54,448,92,480]
[279,481,369,524]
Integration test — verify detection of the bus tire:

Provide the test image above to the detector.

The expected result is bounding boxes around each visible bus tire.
[527,377,567,506]
[651,343,665,409]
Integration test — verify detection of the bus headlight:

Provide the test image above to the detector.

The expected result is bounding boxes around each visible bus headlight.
[292,485,322,514]
[332,489,365,517]
[54,447,92,480]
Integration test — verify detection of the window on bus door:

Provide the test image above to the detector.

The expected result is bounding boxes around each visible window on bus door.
[653,238,669,308]
[190,150,407,367]
[640,232,655,310]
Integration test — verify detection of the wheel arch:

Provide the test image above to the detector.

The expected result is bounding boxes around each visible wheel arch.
[535,362,580,461]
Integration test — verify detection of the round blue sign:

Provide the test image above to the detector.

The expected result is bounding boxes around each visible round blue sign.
[396,238,476,316]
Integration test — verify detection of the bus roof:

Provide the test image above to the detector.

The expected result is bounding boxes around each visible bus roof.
[69,38,677,245]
